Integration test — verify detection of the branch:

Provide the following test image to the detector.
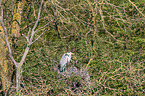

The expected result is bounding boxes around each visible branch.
[32,0,43,31]
[31,19,53,44]
[30,0,43,42]
[31,30,47,44]
[128,0,145,17]
[9,54,18,67]
[85,58,92,69]
[0,1,17,66]
[19,45,30,66]
[96,81,124,92]
[22,34,29,43]
[34,19,53,33]
[28,27,31,38]
[22,27,31,43]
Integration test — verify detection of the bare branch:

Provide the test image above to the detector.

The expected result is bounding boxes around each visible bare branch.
[34,19,53,33]
[19,45,30,66]
[32,0,43,31]
[85,58,92,69]
[31,30,47,44]
[128,0,145,17]
[22,34,29,43]
[0,1,17,66]
[96,81,124,92]
[30,0,43,42]
[28,27,31,38]
[9,54,18,67]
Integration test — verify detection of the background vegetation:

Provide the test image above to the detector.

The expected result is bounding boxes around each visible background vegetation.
[0,0,145,95]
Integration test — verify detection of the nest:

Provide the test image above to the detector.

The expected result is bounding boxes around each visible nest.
[58,67,91,94]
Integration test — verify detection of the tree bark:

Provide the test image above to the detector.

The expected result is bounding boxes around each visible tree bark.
[16,66,22,92]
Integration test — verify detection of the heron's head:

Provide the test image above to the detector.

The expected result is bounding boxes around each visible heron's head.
[65,52,73,57]
[67,52,73,55]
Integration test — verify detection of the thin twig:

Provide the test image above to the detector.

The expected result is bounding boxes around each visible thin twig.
[128,0,145,17]
[22,34,29,43]
[34,19,53,33]
[85,58,92,69]
[96,80,124,92]
[31,30,47,44]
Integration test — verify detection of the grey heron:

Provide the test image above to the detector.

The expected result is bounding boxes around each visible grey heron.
[59,52,73,72]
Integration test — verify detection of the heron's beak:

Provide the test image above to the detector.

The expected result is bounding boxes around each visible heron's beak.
[71,52,74,54]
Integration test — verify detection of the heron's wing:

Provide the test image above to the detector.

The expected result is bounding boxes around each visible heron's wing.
[60,54,68,67]
[59,55,67,72]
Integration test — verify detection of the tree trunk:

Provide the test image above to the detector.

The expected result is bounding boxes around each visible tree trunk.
[16,66,22,92]
[15,45,30,92]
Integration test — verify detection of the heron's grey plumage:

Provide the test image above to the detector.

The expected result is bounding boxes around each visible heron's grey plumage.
[59,52,73,72]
